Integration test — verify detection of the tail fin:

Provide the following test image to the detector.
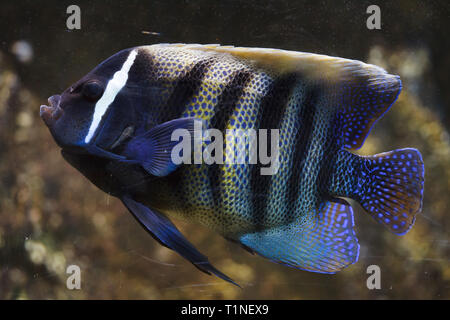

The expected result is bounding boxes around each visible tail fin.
[356,148,424,235]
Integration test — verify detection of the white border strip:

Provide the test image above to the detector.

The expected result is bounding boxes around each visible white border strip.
[84,49,138,143]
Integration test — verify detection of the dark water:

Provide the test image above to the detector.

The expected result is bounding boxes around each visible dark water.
[0,0,448,299]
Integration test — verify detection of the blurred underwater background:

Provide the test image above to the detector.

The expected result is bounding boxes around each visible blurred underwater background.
[0,0,449,299]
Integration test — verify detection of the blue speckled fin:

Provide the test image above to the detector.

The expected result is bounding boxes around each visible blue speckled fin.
[339,73,402,150]
[357,148,424,235]
[240,199,359,274]
[121,196,239,287]
[123,118,202,176]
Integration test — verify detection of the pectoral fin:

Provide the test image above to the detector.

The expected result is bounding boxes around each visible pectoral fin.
[121,196,239,286]
[122,117,202,176]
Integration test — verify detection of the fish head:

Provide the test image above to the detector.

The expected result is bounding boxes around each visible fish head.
[40,48,141,155]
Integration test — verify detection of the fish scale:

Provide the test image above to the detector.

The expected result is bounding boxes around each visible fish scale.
[141,47,282,233]
[209,73,254,235]
[213,70,271,234]
[265,81,307,227]
[207,69,253,235]
[294,94,334,222]
[178,54,249,230]
[41,44,425,285]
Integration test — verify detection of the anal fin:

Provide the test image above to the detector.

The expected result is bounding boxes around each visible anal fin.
[240,199,360,273]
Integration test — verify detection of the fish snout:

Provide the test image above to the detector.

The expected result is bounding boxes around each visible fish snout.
[40,95,63,125]
[48,94,61,108]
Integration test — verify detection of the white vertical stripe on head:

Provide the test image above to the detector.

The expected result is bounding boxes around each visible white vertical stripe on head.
[84,49,138,143]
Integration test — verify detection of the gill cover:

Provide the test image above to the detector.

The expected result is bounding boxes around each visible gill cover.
[46,48,140,153]
[84,49,139,150]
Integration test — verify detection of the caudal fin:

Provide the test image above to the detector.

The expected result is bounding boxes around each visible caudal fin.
[356,148,424,235]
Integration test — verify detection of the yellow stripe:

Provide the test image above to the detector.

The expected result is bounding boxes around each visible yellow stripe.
[217,71,271,234]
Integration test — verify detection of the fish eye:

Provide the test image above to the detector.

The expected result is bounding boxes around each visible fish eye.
[82,81,104,101]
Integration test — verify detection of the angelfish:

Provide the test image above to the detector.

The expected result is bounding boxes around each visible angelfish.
[40,44,424,286]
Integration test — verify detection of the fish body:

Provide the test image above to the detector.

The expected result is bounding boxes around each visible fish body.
[40,44,424,285]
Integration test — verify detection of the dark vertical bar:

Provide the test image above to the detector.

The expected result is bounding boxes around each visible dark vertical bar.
[249,73,298,230]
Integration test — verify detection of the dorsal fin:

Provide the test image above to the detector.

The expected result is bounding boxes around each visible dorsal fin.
[149,43,402,150]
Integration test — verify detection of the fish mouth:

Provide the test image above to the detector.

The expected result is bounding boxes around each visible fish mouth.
[40,94,63,125]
